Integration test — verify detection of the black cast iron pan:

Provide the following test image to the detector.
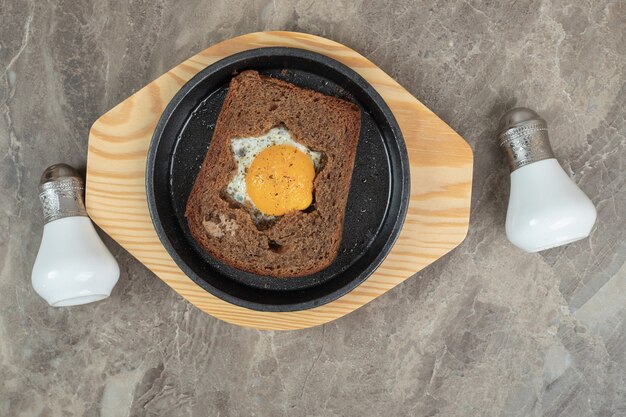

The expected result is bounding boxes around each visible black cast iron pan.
[147,47,410,312]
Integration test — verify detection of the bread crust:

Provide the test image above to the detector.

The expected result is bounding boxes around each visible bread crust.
[185,70,361,277]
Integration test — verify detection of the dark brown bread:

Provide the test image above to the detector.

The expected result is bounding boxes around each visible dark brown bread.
[185,70,361,277]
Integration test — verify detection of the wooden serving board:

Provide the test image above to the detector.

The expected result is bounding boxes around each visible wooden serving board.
[86,31,473,330]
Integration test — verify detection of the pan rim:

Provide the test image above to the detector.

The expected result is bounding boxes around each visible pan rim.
[146,47,410,312]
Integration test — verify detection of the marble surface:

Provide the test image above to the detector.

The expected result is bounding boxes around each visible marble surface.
[1,0,625,415]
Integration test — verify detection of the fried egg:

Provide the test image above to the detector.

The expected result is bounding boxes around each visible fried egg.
[225,126,323,221]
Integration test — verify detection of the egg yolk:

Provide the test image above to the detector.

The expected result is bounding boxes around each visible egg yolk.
[246,145,315,216]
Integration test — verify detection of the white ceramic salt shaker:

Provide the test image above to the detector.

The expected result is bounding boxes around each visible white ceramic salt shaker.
[31,164,120,306]
[497,108,597,252]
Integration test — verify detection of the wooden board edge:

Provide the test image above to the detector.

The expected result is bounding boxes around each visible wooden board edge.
[85,31,474,330]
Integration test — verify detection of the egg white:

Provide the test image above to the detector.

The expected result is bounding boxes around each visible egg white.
[225,126,322,220]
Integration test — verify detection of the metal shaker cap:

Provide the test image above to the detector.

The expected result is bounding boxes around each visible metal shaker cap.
[39,164,88,223]
[497,107,555,172]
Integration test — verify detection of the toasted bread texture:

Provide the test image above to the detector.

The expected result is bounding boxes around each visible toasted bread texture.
[185,70,361,277]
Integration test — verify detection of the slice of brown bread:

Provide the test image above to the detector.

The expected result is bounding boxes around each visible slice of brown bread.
[185,70,361,277]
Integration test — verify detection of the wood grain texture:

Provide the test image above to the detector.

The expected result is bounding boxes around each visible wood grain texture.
[85,31,473,330]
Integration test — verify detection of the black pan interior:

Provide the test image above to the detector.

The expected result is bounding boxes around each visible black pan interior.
[147,47,409,311]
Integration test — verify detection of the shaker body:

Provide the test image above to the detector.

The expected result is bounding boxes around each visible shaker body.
[31,216,120,306]
[506,158,597,252]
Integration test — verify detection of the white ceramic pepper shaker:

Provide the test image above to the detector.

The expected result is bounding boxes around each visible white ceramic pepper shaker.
[31,164,119,306]
[497,108,597,252]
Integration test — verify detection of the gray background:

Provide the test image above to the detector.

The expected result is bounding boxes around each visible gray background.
[1,0,624,416]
